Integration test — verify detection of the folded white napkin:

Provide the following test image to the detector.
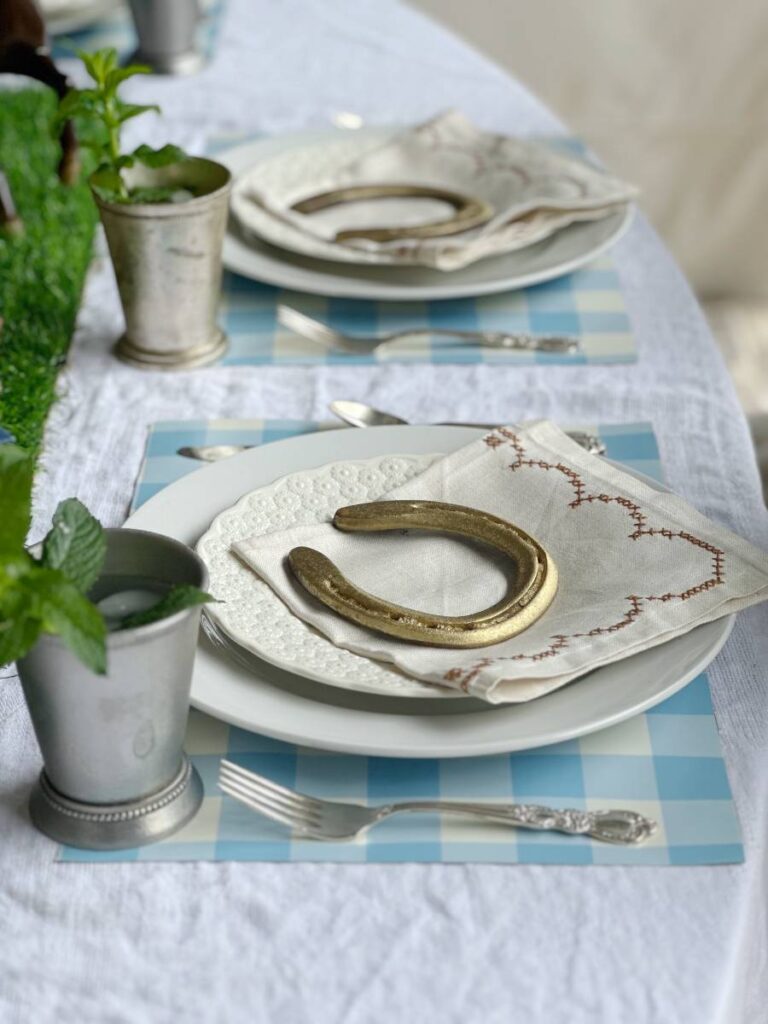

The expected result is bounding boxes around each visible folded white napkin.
[234,422,768,704]
[239,111,637,271]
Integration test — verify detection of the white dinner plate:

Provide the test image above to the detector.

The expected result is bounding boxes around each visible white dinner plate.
[217,130,634,301]
[125,426,733,757]
[195,449,693,705]
[230,130,631,270]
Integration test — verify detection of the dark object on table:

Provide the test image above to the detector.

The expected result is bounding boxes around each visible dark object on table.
[0,0,80,183]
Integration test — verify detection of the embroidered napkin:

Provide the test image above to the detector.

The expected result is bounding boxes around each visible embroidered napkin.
[235,111,637,271]
[234,421,768,704]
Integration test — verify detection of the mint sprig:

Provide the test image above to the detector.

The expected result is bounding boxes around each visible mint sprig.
[0,445,213,674]
[54,48,188,204]
[27,568,108,675]
[117,585,215,631]
[0,445,34,557]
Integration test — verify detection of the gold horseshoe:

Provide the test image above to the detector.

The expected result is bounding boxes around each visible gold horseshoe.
[288,500,557,648]
[290,184,493,243]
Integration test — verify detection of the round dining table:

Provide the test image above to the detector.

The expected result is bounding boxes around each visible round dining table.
[1,1,766,1021]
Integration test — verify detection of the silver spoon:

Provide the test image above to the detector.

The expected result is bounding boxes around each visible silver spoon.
[176,408,606,462]
[329,400,607,455]
[177,444,255,462]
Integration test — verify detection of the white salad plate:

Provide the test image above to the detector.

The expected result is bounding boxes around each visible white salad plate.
[196,452,457,700]
[217,129,634,302]
[126,426,733,758]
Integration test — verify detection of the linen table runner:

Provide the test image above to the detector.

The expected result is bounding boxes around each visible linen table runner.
[58,419,741,865]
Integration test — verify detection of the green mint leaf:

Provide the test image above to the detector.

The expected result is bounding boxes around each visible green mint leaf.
[0,566,43,666]
[104,65,152,97]
[36,573,107,675]
[117,102,160,125]
[0,445,34,558]
[0,554,35,591]
[79,48,118,86]
[78,136,110,161]
[41,498,106,593]
[132,143,186,168]
[101,48,119,77]
[90,168,126,202]
[118,584,214,631]
[78,49,106,85]
[53,88,103,141]
[0,613,41,668]
[1,553,107,673]
[53,88,84,128]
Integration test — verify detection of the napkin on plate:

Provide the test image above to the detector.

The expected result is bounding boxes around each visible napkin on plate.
[234,421,768,704]
[239,111,637,271]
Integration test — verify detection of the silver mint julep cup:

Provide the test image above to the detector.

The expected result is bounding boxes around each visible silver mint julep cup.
[92,157,232,371]
[127,0,204,76]
[17,529,207,850]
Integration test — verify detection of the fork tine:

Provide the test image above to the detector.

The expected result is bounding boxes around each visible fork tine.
[219,777,320,833]
[276,305,364,354]
[220,785,313,834]
[220,760,325,815]
[277,305,337,345]
[218,774,300,819]
[219,759,309,803]
[219,773,321,826]
[219,765,323,824]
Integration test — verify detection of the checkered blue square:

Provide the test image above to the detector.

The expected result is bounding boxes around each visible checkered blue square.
[214,252,635,366]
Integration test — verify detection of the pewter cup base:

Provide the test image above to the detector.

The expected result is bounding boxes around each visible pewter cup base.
[115,329,228,371]
[29,756,203,850]
[127,48,206,76]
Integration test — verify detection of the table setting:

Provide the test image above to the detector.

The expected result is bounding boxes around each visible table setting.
[209,123,637,364]
[47,413,737,870]
[2,1,768,1021]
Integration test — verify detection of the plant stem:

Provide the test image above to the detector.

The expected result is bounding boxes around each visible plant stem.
[103,96,127,200]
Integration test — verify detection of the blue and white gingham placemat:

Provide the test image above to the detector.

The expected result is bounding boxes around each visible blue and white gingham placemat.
[206,132,637,367]
[215,257,635,366]
[60,419,741,864]
[50,0,226,63]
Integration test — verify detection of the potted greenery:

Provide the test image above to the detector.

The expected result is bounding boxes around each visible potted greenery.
[56,48,232,370]
[1,445,213,849]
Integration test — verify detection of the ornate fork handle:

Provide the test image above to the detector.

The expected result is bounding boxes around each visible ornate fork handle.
[375,802,656,845]
[378,329,579,354]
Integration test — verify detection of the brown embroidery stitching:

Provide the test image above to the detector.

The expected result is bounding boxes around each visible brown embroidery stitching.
[444,430,726,692]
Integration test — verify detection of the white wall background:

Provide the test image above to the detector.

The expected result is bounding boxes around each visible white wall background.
[410,0,768,300]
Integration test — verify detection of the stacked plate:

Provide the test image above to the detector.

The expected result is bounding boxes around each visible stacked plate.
[216,123,636,301]
[126,426,732,758]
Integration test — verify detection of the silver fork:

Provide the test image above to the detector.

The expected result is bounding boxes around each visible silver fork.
[277,304,581,355]
[219,760,657,845]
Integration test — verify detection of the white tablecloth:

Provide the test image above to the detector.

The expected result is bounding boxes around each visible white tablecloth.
[2,2,767,1021]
